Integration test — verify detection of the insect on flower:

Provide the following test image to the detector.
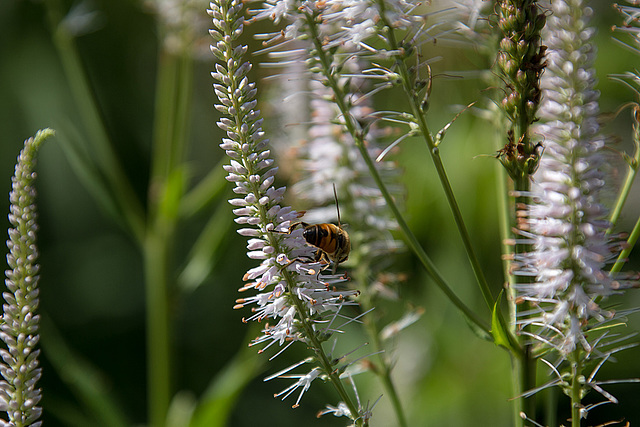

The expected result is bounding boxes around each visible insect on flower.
[280,184,351,275]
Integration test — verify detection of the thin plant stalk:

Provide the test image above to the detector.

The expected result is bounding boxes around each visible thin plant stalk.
[145,33,194,427]
[373,0,494,311]
[513,176,537,423]
[610,216,640,275]
[143,232,173,427]
[608,110,640,234]
[608,110,640,274]
[492,0,547,421]
[495,143,528,425]
[301,9,488,333]
[570,352,582,427]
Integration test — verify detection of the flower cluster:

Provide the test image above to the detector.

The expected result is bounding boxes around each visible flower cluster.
[518,0,612,355]
[494,0,546,180]
[208,0,363,416]
[0,129,53,427]
[251,0,459,58]
[614,1,640,53]
[515,0,637,413]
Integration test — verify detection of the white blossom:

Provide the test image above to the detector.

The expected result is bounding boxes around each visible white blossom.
[0,129,53,427]
[208,0,361,411]
[510,5,640,418]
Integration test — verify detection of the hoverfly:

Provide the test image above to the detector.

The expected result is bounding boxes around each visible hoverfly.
[282,184,350,275]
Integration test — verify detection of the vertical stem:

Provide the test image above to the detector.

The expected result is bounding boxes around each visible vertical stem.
[145,37,193,426]
[498,165,525,426]
[513,175,537,423]
[375,0,494,311]
[144,230,172,427]
[570,351,583,427]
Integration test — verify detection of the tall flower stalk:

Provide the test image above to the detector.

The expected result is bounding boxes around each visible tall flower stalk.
[208,1,371,424]
[1,129,54,427]
[492,0,546,422]
[515,1,638,425]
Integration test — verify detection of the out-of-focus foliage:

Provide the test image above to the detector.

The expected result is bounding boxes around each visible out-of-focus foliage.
[1,0,639,426]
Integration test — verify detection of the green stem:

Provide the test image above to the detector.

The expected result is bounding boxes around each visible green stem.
[144,229,173,427]
[607,125,640,274]
[513,175,537,424]
[570,351,583,427]
[303,11,488,333]
[378,0,495,310]
[374,0,494,312]
[151,50,193,179]
[287,279,364,425]
[607,123,639,234]
[494,132,526,426]
[610,215,640,275]
[145,32,194,427]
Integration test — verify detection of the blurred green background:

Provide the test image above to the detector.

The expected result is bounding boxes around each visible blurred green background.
[1,0,639,426]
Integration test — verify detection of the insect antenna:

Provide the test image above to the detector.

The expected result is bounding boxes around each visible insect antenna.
[333,183,342,229]
[332,183,342,276]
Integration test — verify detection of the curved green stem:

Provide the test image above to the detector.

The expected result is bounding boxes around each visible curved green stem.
[610,216,640,275]
[607,124,640,274]
[302,11,488,333]
[607,123,639,234]
[374,0,494,312]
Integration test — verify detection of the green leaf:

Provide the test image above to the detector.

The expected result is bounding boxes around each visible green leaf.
[158,166,187,223]
[55,124,123,228]
[166,391,197,427]
[178,199,233,293]
[491,291,521,355]
[180,159,228,219]
[55,121,145,243]
[465,313,494,343]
